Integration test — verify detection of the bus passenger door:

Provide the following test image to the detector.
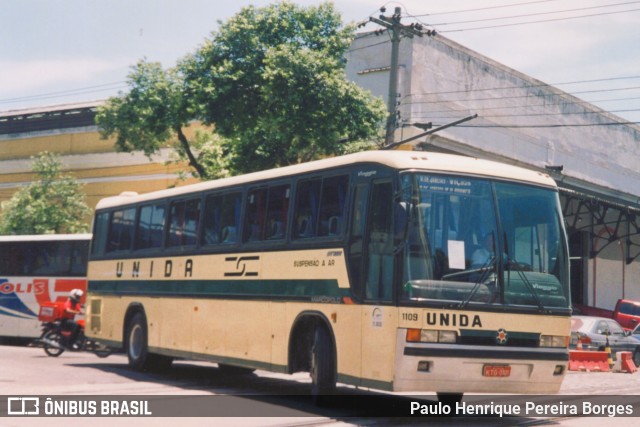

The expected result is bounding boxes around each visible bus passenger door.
[359,179,398,389]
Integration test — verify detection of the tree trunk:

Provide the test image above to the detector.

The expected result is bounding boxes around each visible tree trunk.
[175,127,207,179]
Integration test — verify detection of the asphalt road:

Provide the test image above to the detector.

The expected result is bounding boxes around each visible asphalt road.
[1,342,640,426]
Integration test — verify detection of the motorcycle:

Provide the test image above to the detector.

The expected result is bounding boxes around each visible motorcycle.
[37,302,112,358]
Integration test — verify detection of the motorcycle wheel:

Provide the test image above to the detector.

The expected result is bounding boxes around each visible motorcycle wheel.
[43,330,65,357]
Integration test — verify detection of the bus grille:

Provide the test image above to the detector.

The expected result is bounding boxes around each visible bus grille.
[459,330,540,348]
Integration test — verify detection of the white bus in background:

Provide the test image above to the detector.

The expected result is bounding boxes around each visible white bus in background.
[0,234,90,339]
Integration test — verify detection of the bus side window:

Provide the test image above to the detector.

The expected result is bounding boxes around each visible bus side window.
[92,212,110,256]
[168,198,201,247]
[204,191,242,245]
[293,178,321,239]
[265,185,290,240]
[204,194,222,244]
[223,192,242,243]
[318,175,349,237]
[107,208,136,252]
[71,240,89,276]
[0,242,16,275]
[244,188,267,242]
[347,184,368,300]
[137,203,166,250]
[365,181,394,302]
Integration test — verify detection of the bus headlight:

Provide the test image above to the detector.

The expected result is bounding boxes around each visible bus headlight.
[539,335,568,348]
[406,328,457,343]
[439,330,457,343]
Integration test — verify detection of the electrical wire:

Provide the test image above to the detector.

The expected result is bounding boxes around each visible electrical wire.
[407,97,640,116]
[0,82,127,105]
[413,0,559,17]
[439,7,640,33]
[453,121,640,128]
[402,76,640,98]
[426,1,640,26]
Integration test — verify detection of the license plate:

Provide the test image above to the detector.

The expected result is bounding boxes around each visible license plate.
[483,365,511,377]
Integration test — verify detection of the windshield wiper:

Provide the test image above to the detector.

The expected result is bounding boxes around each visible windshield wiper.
[459,255,496,309]
[503,233,545,312]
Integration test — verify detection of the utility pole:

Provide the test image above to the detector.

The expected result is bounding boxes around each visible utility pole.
[369,7,435,146]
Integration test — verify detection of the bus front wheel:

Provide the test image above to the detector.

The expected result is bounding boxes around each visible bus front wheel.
[310,326,336,398]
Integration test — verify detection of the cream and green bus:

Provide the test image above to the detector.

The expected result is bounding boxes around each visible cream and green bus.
[86,150,570,400]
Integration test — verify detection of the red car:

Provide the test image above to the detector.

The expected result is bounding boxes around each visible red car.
[614,299,640,330]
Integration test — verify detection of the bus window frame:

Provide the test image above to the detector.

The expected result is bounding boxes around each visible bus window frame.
[201,187,245,250]
[135,201,168,252]
[240,180,293,248]
[105,206,137,254]
[166,196,202,249]
[289,172,352,247]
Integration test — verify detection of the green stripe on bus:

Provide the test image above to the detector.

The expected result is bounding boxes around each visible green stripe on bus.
[88,279,349,299]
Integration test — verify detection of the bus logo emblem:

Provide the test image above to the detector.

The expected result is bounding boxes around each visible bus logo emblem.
[496,328,508,345]
[224,256,259,277]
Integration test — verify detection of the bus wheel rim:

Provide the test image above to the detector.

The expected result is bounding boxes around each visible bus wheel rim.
[129,324,143,359]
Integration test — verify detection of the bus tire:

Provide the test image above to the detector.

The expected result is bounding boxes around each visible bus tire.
[126,312,150,371]
[310,326,336,398]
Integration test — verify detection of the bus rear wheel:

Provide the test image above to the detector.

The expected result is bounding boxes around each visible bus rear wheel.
[126,312,173,371]
[310,326,336,398]
[126,312,149,371]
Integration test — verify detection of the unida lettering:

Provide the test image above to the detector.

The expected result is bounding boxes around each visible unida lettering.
[115,259,193,279]
[425,312,482,328]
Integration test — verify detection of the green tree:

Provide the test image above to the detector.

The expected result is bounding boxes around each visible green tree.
[96,1,386,178]
[0,152,91,235]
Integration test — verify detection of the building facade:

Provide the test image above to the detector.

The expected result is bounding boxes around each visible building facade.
[0,101,197,211]
[346,32,640,310]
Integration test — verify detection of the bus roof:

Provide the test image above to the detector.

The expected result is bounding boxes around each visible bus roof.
[0,233,92,242]
[95,150,557,210]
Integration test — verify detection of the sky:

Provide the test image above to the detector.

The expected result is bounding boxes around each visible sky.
[1,0,639,122]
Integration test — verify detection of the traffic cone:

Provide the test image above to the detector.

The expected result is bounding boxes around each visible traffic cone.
[605,336,614,369]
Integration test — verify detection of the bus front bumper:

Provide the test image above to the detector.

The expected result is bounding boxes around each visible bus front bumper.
[393,332,568,394]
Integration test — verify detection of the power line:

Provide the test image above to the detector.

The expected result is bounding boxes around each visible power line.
[438,7,640,33]
[402,85,640,107]
[407,98,640,117]
[0,82,126,105]
[414,108,640,122]
[347,39,390,53]
[453,121,640,128]
[427,1,640,26]
[414,0,559,17]
[401,76,640,99]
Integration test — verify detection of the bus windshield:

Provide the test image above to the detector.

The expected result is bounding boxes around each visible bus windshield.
[399,173,570,310]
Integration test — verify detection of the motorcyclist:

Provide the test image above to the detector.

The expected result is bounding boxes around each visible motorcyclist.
[62,289,84,349]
